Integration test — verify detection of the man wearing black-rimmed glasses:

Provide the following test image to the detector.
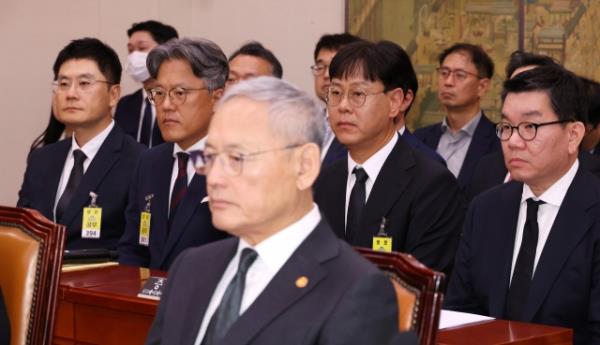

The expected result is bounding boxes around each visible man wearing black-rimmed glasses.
[118,38,228,270]
[446,65,600,345]
[17,38,145,250]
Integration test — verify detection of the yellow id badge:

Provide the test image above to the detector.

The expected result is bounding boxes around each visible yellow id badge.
[372,236,392,253]
[82,207,102,239]
[139,211,151,246]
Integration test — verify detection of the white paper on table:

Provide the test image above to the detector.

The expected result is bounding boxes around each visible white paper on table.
[438,309,494,329]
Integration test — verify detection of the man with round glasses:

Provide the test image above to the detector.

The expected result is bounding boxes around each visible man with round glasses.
[118,38,228,270]
[414,43,500,192]
[18,38,145,250]
[314,40,464,277]
[446,65,600,345]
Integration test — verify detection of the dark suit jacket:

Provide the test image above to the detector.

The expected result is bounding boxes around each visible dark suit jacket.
[468,150,600,201]
[0,287,9,345]
[17,125,145,250]
[445,167,600,345]
[146,219,416,345]
[323,131,446,168]
[314,135,465,276]
[413,112,500,191]
[114,89,164,147]
[118,143,227,270]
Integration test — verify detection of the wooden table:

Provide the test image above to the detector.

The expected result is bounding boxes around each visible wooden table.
[53,265,572,345]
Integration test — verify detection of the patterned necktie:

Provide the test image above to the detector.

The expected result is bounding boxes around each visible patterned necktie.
[202,248,258,345]
[505,198,545,320]
[169,152,189,224]
[346,167,368,243]
[56,149,87,222]
[139,98,153,147]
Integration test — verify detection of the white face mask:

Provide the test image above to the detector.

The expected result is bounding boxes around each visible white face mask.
[126,51,151,83]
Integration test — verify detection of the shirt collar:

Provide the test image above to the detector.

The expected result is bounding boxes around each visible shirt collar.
[71,120,115,158]
[173,137,206,157]
[237,204,321,272]
[441,111,482,137]
[347,133,398,183]
[521,159,579,207]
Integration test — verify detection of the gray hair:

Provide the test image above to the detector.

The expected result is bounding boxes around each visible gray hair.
[147,38,228,91]
[218,77,325,147]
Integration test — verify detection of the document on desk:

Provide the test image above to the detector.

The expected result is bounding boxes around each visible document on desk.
[439,309,494,329]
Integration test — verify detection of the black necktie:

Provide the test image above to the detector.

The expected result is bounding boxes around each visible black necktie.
[202,248,258,345]
[346,167,368,243]
[505,198,545,320]
[169,152,189,225]
[140,98,153,147]
[56,149,87,222]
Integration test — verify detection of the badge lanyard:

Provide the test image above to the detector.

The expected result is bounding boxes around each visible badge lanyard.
[82,191,102,239]
[372,217,392,253]
[139,194,153,246]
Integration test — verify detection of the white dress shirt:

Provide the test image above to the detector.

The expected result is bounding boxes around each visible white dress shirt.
[53,120,115,220]
[510,159,579,281]
[344,134,398,229]
[194,204,321,345]
[168,138,205,215]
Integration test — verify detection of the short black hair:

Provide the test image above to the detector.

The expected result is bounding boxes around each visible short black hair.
[502,65,587,123]
[229,41,283,78]
[329,40,418,114]
[313,33,362,60]
[439,43,494,79]
[127,20,179,44]
[505,50,557,78]
[582,77,600,127]
[53,37,122,84]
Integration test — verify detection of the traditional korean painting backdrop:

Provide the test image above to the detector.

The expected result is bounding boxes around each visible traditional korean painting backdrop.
[347,0,600,129]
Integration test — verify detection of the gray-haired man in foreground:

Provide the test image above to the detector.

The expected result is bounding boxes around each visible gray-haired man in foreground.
[145,76,417,345]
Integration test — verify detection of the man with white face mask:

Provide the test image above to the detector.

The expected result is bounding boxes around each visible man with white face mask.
[114,20,178,147]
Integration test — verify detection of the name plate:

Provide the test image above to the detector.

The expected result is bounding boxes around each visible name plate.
[137,276,167,301]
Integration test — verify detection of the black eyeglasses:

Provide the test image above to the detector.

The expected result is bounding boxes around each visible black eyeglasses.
[495,120,573,141]
[436,67,482,82]
[148,86,209,106]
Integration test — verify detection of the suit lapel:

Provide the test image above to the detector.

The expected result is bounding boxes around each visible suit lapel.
[423,124,442,149]
[356,137,414,244]
[488,182,523,317]
[222,221,336,345]
[45,140,71,220]
[523,169,596,320]
[159,173,206,266]
[150,144,175,254]
[323,137,347,166]
[180,239,239,345]
[321,160,348,239]
[60,127,123,229]
[457,113,496,188]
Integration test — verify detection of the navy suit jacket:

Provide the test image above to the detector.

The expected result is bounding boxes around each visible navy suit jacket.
[314,135,465,276]
[17,125,145,250]
[145,219,417,345]
[114,89,164,147]
[468,150,600,201]
[414,112,500,191]
[118,143,227,270]
[446,167,600,345]
[323,131,446,168]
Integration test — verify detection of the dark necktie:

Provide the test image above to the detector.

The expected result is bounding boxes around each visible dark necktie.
[56,149,87,222]
[505,198,545,320]
[202,248,258,345]
[346,167,368,243]
[169,152,189,224]
[139,98,153,147]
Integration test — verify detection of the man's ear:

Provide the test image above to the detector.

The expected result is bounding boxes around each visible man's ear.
[109,84,121,108]
[295,142,321,191]
[211,88,224,104]
[399,89,414,113]
[568,121,586,154]
[387,88,405,120]
[477,78,491,98]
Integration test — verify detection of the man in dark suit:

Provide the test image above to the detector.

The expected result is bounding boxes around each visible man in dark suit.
[114,20,178,147]
[414,43,500,191]
[226,41,282,86]
[446,65,600,344]
[146,77,416,344]
[314,41,464,276]
[18,38,145,250]
[118,38,229,270]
